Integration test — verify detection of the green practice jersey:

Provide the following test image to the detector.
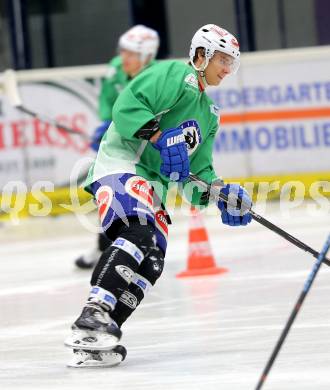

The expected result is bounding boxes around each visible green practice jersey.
[98,56,130,121]
[86,60,221,206]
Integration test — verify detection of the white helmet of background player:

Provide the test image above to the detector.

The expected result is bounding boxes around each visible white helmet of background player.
[119,25,160,62]
[189,24,240,75]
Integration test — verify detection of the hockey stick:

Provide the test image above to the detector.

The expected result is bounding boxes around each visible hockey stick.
[255,233,330,389]
[2,69,90,140]
[188,174,330,266]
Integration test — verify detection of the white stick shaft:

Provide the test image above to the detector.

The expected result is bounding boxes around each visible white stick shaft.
[3,69,22,107]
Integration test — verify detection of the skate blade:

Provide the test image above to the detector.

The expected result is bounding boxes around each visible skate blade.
[64,331,119,351]
[67,356,123,368]
[67,348,125,368]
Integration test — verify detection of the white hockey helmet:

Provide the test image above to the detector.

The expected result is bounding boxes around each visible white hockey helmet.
[189,24,240,74]
[118,25,160,61]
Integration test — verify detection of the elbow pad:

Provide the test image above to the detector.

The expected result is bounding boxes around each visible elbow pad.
[134,119,160,140]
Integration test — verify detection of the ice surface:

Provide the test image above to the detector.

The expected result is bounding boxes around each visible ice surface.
[1,201,329,390]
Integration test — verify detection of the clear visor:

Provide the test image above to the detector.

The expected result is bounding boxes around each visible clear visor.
[214,52,240,74]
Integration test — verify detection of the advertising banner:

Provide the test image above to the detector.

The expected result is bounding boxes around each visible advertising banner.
[0,78,99,189]
[207,47,330,180]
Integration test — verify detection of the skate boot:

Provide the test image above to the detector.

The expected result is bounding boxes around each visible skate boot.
[64,303,122,350]
[67,345,127,368]
[75,248,101,269]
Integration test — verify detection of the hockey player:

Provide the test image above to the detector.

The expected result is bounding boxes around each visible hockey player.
[65,24,252,367]
[75,25,160,269]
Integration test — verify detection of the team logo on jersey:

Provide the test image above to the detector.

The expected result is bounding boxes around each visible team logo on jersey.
[184,73,198,89]
[210,104,220,118]
[155,209,169,237]
[179,119,202,155]
[95,185,113,223]
[125,176,154,210]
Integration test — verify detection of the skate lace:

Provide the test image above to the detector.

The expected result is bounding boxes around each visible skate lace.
[84,303,112,325]
[93,310,111,324]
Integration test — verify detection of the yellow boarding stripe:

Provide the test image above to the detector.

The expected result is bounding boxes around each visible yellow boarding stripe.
[168,171,330,207]
[0,187,94,222]
[0,171,329,221]
[224,171,330,201]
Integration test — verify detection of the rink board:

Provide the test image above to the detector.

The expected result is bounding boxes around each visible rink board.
[0,47,329,220]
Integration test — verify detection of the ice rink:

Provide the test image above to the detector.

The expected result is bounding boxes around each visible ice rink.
[1,200,330,390]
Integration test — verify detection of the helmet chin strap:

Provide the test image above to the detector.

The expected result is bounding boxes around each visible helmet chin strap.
[138,53,154,71]
[199,70,209,88]
[191,58,210,88]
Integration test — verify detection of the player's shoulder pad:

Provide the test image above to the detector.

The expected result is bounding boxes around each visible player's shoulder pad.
[157,59,190,72]
[149,60,193,83]
[164,61,199,90]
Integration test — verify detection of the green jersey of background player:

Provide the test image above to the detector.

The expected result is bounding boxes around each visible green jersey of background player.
[98,25,158,123]
[65,24,253,368]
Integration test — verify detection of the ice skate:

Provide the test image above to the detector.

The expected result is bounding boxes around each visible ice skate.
[74,248,101,269]
[67,345,127,368]
[64,303,122,350]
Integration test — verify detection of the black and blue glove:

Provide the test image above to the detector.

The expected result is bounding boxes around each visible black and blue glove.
[90,120,111,152]
[218,184,252,226]
[152,127,189,182]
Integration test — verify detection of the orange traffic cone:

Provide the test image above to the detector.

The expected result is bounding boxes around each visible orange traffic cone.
[176,207,228,278]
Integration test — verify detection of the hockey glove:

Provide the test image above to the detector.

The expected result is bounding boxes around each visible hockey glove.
[218,184,252,226]
[152,127,189,182]
[90,120,111,152]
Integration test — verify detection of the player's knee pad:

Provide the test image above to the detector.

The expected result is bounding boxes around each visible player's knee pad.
[110,274,153,327]
[98,232,112,252]
[115,246,164,310]
[110,282,145,327]
[137,246,165,285]
[109,246,164,327]
[117,219,157,257]
[92,235,144,284]
[89,221,157,309]
[117,282,145,312]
